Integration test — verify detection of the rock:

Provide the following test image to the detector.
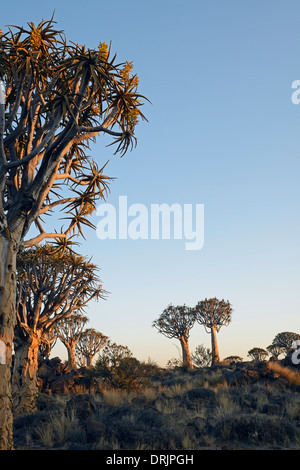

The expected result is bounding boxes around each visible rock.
[262,403,282,415]
[85,418,106,443]
[137,407,165,428]
[184,387,217,409]
[187,387,216,401]
[38,362,53,379]
[38,359,105,395]
[225,369,260,386]
[49,372,76,394]
[65,394,97,421]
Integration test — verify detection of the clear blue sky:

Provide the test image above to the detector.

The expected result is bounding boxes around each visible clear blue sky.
[2,0,300,366]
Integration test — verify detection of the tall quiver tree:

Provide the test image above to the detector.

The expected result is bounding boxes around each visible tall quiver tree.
[13,244,105,416]
[75,328,108,367]
[194,298,232,365]
[56,313,89,370]
[0,18,147,448]
[152,304,196,368]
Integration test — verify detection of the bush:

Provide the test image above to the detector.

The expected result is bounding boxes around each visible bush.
[214,413,298,446]
[92,356,159,392]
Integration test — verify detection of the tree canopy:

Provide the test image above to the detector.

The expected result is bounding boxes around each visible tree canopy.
[16,244,105,338]
[0,17,148,251]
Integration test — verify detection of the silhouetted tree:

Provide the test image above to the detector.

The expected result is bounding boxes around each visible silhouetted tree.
[0,17,147,448]
[248,347,268,362]
[191,344,212,368]
[271,332,300,355]
[194,297,232,365]
[266,343,284,360]
[13,245,104,415]
[56,313,89,370]
[223,355,243,364]
[98,341,133,368]
[152,304,196,368]
[75,328,108,367]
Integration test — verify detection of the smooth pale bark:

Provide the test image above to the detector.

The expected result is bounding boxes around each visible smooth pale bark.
[179,336,193,368]
[64,341,77,370]
[12,331,41,416]
[210,326,220,365]
[86,354,93,368]
[0,234,18,450]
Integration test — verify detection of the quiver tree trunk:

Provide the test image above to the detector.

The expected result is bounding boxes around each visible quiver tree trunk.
[86,354,93,368]
[65,341,77,370]
[0,234,18,450]
[179,336,193,368]
[210,326,220,365]
[12,331,41,416]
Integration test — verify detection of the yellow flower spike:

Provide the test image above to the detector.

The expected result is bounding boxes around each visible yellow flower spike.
[30,25,42,50]
[98,42,108,60]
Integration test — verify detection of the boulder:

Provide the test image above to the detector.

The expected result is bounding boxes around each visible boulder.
[184,387,217,409]
[225,369,260,386]
[85,418,106,443]
[49,372,76,394]
[65,394,97,421]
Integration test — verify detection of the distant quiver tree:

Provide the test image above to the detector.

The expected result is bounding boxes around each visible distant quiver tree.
[194,297,232,365]
[152,304,196,368]
[55,313,89,370]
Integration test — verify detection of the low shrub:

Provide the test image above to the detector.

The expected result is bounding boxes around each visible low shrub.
[214,413,298,446]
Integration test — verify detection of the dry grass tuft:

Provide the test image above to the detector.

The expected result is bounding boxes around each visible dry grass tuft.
[268,362,300,385]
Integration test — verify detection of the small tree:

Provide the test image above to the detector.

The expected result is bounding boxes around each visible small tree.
[194,298,232,365]
[191,344,212,368]
[152,304,196,368]
[166,357,183,369]
[93,344,156,391]
[97,341,133,368]
[75,328,108,367]
[266,343,285,360]
[13,245,104,415]
[56,313,89,370]
[271,332,300,355]
[248,347,268,363]
[223,355,243,364]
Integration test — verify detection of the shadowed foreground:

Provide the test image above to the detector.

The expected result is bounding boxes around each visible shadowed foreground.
[13,359,300,450]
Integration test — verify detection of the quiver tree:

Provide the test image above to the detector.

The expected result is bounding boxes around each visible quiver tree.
[55,313,89,370]
[152,304,196,368]
[194,297,232,365]
[266,343,284,360]
[248,347,268,363]
[75,328,108,367]
[0,18,147,448]
[271,332,300,356]
[13,244,105,416]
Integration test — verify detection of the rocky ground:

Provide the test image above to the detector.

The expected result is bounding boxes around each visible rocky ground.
[13,357,300,450]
